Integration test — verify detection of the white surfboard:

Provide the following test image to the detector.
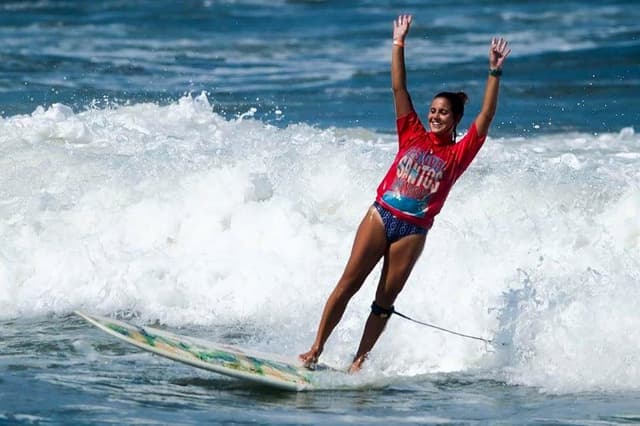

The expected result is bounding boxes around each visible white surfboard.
[76,311,336,391]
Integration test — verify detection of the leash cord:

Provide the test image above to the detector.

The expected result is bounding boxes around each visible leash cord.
[392,308,506,346]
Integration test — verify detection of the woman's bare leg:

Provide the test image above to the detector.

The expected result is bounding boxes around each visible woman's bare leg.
[349,232,426,372]
[299,206,387,367]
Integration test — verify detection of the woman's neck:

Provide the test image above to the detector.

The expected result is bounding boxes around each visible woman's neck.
[430,130,454,145]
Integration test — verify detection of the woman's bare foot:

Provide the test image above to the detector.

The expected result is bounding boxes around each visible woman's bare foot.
[299,347,321,370]
[348,353,367,374]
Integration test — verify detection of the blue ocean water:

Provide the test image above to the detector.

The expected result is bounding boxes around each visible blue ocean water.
[1,1,639,424]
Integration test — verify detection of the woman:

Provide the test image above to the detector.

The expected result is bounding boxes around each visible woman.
[299,14,511,372]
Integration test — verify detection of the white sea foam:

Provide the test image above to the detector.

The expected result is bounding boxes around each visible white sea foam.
[1,94,638,393]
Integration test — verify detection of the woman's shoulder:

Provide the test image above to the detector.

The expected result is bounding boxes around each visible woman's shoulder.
[397,110,427,137]
[457,121,486,145]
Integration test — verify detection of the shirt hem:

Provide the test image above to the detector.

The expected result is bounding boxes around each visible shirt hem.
[374,198,433,230]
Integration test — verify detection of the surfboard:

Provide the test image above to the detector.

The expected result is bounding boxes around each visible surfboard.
[76,311,332,391]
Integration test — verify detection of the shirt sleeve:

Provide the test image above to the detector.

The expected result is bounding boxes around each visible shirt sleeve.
[396,111,427,149]
[453,122,487,176]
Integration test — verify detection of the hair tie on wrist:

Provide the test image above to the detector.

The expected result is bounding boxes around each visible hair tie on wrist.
[489,68,502,77]
[393,39,405,47]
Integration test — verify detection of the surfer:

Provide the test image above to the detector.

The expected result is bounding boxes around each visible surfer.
[300,14,511,372]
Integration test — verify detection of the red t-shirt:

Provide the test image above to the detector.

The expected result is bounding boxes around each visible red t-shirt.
[376,111,487,229]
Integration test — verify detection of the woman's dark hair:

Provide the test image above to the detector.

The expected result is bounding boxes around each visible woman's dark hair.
[433,91,469,142]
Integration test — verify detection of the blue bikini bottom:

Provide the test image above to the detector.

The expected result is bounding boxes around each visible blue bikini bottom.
[373,202,428,243]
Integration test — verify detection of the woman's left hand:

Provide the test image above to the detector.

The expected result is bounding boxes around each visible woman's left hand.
[489,37,511,69]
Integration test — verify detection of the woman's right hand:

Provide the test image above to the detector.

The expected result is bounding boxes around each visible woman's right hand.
[393,14,412,44]
[489,37,511,69]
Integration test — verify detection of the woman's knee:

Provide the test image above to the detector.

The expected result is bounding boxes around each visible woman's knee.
[374,268,413,305]
[374,287,401,307]
[335,275,366,300]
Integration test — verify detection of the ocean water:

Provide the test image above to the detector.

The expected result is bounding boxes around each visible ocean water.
[1,0,639,424]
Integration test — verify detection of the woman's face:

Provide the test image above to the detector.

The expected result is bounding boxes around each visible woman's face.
[427,97,457,137]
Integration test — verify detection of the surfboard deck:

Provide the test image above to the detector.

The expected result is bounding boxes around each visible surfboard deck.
[76,311,335,391]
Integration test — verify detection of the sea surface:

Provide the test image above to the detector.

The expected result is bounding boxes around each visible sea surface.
[1,1,639,424]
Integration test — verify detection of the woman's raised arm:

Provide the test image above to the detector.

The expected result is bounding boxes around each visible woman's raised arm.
[475,37,511,136]
[391,14,415,119]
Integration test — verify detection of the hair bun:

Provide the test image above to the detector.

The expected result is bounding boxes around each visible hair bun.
[456,92,469,104]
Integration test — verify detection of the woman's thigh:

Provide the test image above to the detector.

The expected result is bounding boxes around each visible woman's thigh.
[338,206,388,290]
[376,233,426,305]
